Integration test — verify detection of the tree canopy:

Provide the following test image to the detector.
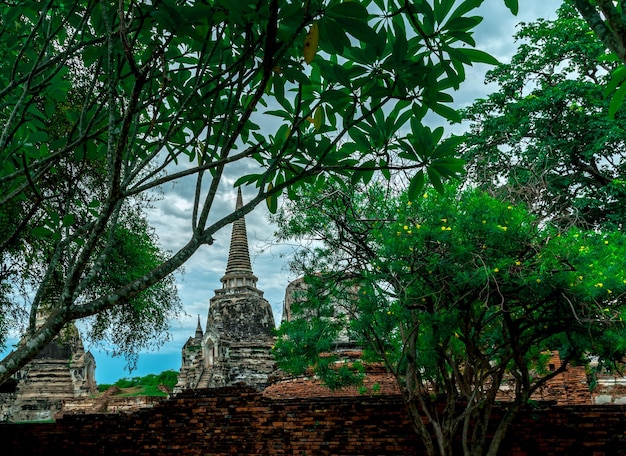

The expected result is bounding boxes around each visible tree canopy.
[0,0,518,384]
[462,3,626,229]
[273,182,626,456]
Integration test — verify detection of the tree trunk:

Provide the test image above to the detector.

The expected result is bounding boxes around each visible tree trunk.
[404,399,438,456]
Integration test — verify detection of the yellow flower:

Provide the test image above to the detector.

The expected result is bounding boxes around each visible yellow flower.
[605,240,609,245]
[403,225,408,230]
[407,201,412,206]
[515,260,521,266]
[441,218,447,223]
[595,283,603,288]
[423,193,428,198]
[494,268,500,273]
[608,289,613,294]
[507,205,513,210]
[536,279,541,283]
[407,230,412,235]
[416,224,421,229]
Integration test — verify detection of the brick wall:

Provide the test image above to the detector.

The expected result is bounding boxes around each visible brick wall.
[2,386,626,455]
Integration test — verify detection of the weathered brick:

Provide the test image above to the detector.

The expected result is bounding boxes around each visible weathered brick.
[2,387,626,455]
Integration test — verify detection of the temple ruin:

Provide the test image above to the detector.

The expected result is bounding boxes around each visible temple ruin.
[175,188,276,392]
[0,322,97,421]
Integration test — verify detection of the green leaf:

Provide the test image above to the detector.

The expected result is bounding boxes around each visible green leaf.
[313,105,323,131]
[604,65,626,97]
[447,0,483,22]
[266,183,278,213]
[27,130,49,144]
[430,102,461,123]
[504,0,518,15]
[32,226,54,238]
[348,128,370,150]
[412,1,435,35]
[234,174,262,187]
[456,48,499,65]
[326,2,369,19]
[434,135,465,156]
[609,83,626,118]
[435,0,457,24]
[408,171,425,200]
[427,167,444,193]
[62,214,76,227]
[335,17,379,43]
[318,17,350,54]
[392,30,408,65]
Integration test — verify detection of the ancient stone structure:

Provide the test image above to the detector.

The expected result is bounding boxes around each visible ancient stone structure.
[5,387,626,456]
[0,322,97,422]
[175,189,276,392]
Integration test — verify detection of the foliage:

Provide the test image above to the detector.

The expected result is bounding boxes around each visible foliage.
[0,0,518,384]
[572,0,626,68]
[97,369,178,397]
[461,3,626,229]
[273,182,626,456]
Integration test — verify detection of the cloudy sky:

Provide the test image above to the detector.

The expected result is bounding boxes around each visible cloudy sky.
[91,0,564,384]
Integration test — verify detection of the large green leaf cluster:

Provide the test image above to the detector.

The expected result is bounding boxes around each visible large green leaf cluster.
[277,183,626,377]
[274,181,626,455]
[462,4,626,229]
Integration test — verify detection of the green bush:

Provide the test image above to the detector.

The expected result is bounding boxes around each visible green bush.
[97,370,178,394]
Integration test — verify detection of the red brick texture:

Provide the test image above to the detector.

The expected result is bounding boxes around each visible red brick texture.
[2,386,626,455]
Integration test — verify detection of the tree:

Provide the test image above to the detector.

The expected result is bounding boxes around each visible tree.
[572,1,626,121]
[273,182,626,456]
[0,0,519,384]
[461,3,626,229]
[573,0,626,64]
[0,87,182,369]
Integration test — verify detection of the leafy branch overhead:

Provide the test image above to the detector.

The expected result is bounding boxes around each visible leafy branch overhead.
[0,0,517,385]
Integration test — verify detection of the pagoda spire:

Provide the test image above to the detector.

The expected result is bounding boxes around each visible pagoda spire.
[218,188,260,294]
[225,188,253,274]
[194,315,203,339]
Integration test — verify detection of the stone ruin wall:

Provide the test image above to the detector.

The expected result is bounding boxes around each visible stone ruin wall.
[2,386,626,456]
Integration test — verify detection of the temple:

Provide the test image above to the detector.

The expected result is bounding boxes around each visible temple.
[0,321,97,421]
[175,188,276,391]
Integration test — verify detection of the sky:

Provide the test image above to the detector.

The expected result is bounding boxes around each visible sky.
[86,0,563,384]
